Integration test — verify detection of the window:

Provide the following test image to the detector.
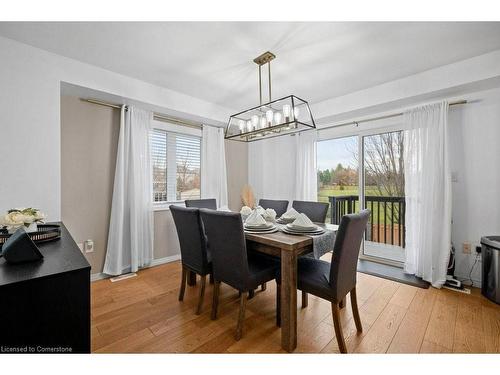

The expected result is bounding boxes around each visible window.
[150,128,201,204]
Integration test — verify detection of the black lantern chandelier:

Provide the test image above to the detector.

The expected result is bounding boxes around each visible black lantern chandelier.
[225,51,316,142]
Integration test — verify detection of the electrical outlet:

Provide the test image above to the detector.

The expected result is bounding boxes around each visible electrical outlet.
[84,239,94,253]
[463,242,471,254]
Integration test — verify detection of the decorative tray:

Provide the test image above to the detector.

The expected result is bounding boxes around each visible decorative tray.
[0,224,61,249]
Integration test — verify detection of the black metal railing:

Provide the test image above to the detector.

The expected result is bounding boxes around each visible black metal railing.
[329,195,406,247]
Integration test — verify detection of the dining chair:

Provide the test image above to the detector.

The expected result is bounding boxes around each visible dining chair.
[199,209,281,340]
[170,205,212,315]
[185,198,217,210]
[292,200,329,223]
[297,209,370,353]
[258,199,289,217]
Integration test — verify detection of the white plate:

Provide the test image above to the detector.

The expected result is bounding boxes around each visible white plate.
[245,227,278,234]
[245,224,276,231]
[281,227,325,236]
[286,223,318,231]
[244,223,273,229]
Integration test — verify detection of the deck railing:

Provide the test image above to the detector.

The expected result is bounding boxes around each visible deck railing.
[328,195,406,247]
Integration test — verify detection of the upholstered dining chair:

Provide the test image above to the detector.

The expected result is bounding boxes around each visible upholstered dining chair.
[297,209,370,353]
[170,205,212,315]
[199,209,281,340]
[185,198,217,210]
[292,200,329,223]
[258,199,289,217]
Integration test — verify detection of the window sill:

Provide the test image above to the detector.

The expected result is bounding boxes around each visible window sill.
[153,202,185,212]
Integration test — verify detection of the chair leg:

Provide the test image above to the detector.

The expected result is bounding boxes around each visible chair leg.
[248,289,255,299]
[235,292,248,341]
[350,287,363,332]
[195,274,207,315]
[339,297,346,309]
[211,281,221,320]
[178,266,187,301]
[261,283,267,291]
[276,281,281,327]
[302,291,308,308]
[209,273,214,284]
[331,302,347,353]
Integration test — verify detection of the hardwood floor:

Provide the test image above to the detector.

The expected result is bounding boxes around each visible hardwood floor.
[91,260,500,353]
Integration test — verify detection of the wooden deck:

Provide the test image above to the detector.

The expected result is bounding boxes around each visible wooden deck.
[91,259,500,353]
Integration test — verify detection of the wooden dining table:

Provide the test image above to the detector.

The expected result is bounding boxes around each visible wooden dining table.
[245,223,338,352]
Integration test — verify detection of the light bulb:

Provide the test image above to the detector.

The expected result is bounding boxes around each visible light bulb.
[260,116,267,129]
[251,115,259,129]
[274,111,282,125]
[283,104,291,122]
[246,120,252,132]
[293,106,300,120]
[266,110,274,126]
[238,120,245,133]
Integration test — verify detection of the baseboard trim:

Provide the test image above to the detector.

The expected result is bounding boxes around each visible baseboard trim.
[90,254,181,282]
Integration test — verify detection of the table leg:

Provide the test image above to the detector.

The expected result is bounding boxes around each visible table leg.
[280,249,297,352]
[187,270,197,286]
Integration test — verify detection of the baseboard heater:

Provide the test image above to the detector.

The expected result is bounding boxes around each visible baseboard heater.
[110,273,137,282]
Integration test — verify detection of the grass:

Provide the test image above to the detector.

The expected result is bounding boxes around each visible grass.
[318,185,403,225]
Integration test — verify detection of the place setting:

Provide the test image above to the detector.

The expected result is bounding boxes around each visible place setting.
[243,210,278,234]
[280,212,325,236]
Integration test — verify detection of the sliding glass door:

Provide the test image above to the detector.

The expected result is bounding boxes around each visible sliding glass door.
[317,128,406,265]
[362,131,405,263]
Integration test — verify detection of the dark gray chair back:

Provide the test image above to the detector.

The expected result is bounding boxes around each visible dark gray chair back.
[258,199,289,217]
[292,200,329,223]
[170,205,210,275]
[185,198,217,210]
[329,210,370,301]
[199,209,250,290]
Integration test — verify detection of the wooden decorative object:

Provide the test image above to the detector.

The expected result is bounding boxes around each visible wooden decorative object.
[241,184,256,208]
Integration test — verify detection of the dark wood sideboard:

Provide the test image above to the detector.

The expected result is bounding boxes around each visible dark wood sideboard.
[0,223,91,354]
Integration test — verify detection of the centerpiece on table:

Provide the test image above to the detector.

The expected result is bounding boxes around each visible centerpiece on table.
[0,208,46,234]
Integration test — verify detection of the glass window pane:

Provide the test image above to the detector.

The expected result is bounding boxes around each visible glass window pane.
[150,129,167,202]
[175,134,201,201]
[316,136,359,223]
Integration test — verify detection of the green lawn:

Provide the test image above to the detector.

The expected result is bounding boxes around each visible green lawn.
[318,185,402,225]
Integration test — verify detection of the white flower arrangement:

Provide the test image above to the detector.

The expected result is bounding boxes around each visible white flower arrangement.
[240,206,253,215]
[0,208,46,233]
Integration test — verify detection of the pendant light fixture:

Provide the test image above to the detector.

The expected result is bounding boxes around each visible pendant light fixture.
[225,51,316,142]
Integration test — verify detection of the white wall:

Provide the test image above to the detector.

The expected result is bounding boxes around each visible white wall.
[0,36,233,220]
[448,87,500,286]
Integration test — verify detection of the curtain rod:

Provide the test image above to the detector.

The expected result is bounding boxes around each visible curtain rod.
[82,98,203,130]
[317,99,467,132]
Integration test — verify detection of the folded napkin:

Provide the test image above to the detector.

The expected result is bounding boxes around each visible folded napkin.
[262,208,276,221]
[291,213,315,228]
[255,206,265,215]
[282,207,300,220]
[245,210,267,226]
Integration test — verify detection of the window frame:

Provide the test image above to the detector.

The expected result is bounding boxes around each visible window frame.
[150,119,202,211]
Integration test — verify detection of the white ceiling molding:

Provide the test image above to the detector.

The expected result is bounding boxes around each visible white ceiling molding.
[312,49,500,126]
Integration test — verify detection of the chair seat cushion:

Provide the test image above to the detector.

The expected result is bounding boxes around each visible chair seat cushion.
[297,257,334,301]
[246,253,280,291]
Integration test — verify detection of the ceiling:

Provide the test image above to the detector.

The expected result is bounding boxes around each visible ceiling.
[1,22,500,110]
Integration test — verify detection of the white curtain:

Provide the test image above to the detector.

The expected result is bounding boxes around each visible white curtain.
[248,135,296,203]
[103,106,154,276]
[248,130,318,204]
[201,125,228,209]
[294,130,318,201]
[403,101,451,288]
